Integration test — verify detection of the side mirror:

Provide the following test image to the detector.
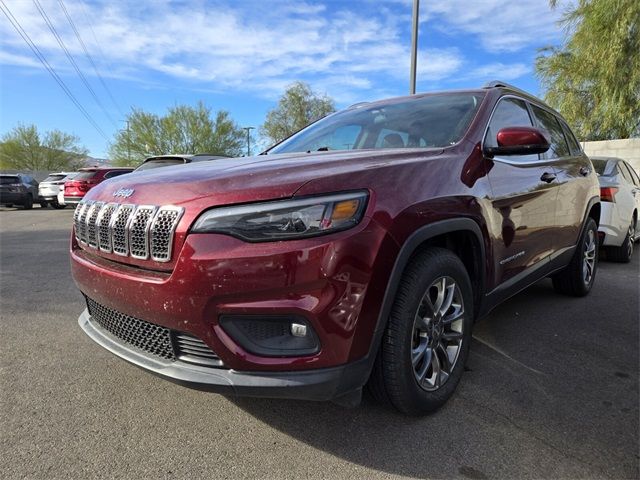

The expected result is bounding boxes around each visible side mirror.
[484,126,550,157]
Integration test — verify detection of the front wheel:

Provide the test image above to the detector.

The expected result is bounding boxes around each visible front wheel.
[52,201,66,209]
[368,248,474,415]
[552,217,598,296]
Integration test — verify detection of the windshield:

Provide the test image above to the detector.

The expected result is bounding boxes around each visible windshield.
[268,92,485,154]
[136,158,185,171]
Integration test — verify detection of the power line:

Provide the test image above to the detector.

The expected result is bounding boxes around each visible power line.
[57,0,124,117]
[33,0,118,129]
[0,0,109,141]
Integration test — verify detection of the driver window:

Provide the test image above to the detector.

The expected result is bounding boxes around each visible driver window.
[485,97,538,161]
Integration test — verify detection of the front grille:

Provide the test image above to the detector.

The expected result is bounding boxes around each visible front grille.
[85,296,223,367]
[74,201,183,262]
[86,296,175,360]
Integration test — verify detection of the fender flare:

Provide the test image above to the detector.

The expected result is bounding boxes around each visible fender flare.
[365,217,485,363]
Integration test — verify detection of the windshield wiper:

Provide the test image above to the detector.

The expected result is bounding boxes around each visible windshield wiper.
[306,146,330,153]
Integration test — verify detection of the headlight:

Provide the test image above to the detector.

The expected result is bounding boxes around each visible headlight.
[191,191,369,241]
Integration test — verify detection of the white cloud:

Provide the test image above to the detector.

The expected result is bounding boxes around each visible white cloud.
[423,0,563,52]
[0,0,562,104]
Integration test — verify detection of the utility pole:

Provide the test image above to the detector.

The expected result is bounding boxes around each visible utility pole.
[243,126,255,156]
[410,0,420,95]
[126,120,131,163]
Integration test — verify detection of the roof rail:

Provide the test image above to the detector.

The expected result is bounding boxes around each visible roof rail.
[483,80,532,97]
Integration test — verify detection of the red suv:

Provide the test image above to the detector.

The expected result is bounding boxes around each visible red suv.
[71,82,600,414]
[64,167,133,205]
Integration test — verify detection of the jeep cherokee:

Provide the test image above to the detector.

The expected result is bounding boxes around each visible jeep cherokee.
[70,81,600,414]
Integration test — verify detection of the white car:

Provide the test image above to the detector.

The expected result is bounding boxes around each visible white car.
[591,157,640,262]
[38,172,78,209]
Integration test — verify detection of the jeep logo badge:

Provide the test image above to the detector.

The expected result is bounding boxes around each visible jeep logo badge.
[113,188,134,198]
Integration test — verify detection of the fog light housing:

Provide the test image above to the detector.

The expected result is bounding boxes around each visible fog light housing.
[219,315,320,357]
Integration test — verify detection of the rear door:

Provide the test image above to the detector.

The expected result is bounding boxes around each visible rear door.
[530,106,592,256]
[483,97,559,287]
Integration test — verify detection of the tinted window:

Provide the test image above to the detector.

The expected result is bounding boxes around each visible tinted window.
[560,121,582,156]
[617,162,634,184]
[74,171,97,180]
[591,159,610,176]
[485,97,533,147]
[0,176,19,185]
[269,92,484,154]
[530,105,570,158]
[136,159,185,171]
[104,170,131,179]
[625,162,640,186]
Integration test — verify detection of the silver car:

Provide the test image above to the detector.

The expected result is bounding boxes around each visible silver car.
[38,172,78,209]
[591,157,640,262]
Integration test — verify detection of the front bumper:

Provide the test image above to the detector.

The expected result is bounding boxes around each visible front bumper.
[79,308,368,401]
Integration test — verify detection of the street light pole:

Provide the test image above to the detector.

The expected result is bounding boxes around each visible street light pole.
[243,126,255,156]
[410,0,420,95]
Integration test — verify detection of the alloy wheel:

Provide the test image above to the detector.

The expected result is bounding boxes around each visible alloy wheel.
[411,276,465,392]
[583,229,596,285]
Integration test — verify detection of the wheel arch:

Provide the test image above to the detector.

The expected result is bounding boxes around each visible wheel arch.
[366,218,486,363]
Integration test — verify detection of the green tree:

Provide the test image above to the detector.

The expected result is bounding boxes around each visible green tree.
[109,102,245,166]
[535,0,640,140]
[261,82,336,145]
[0,124,88,170]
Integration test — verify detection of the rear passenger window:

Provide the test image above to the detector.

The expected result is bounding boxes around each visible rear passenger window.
[626,163,640,186]
[618,162,634,184]
[530,105,570,159]
[560,121,582,156]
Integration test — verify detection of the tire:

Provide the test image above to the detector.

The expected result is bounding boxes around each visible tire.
[607,218,635,263]
[52,201,66,209]
[23,195,33,210]
[552,217,598,296]
[5,204,13,208]
[368,247,474,415]
[40,201,49,208]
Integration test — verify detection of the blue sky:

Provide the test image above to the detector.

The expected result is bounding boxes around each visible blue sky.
[0,0,567,158]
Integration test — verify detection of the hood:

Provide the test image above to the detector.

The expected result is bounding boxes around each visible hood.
[84,148,443,207]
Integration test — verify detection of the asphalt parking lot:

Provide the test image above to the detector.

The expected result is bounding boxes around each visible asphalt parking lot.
[1,207,638,479]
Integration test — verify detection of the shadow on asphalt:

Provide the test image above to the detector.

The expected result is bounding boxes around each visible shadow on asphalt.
[229,263,639,479]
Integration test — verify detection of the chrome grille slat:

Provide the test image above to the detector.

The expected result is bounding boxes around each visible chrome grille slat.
[76,201,93,244]
[150,207,183,262]
[96,203,118,252]
[75,201,183,262]
[110,204,135,256]
[85,202,104,248]
[129,206,156,259]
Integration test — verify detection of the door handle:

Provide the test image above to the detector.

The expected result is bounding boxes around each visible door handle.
[579,166,591,176]
[540,172,557,183]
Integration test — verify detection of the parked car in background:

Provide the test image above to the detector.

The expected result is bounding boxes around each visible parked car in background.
[134,154,228,172]
[71,81,600,415]
[0,173,40,209]
[39,172,78,209]
[591,156,640,262]
[64,167,133,206]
